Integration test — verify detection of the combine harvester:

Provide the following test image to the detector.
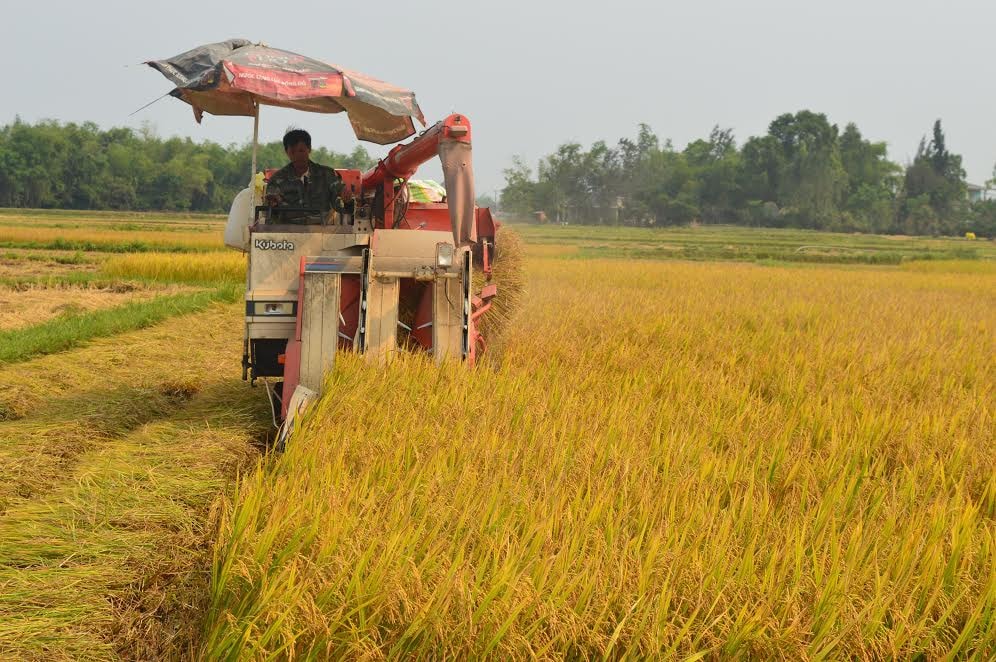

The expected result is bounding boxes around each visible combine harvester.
[148,40,514,442]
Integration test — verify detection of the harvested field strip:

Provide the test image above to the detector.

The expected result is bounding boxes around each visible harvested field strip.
[0,382,198,513]
[514,222,982,248]
[0,263,98,281]
[575,243,979,264]
[0,410,260,660]
[0,273,133,289]
[0,283,194,332]
[0,273,213,291]
[203,258,995,658]
[513,224,995,263]
[0,226,223,253]
[1,249,96,264]
[0,304,268,659]
[0,251,101,280]
[575,246,924,264]
[0,303,251,422]
[0,286,239,365]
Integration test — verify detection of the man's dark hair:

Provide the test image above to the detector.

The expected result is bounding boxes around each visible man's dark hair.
[283,129,312,150]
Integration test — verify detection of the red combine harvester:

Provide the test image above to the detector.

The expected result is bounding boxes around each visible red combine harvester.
[244,113,500,439]
[146,41,507,442]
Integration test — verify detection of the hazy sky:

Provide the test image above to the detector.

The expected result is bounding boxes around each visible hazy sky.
[2,0,994,195]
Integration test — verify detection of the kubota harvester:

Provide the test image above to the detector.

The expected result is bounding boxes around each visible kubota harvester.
[145,40,509,440]
[241,113,501,433]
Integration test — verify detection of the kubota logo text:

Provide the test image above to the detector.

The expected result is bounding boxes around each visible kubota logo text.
[254,239,295,251]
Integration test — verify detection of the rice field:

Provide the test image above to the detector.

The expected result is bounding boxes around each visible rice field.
[0,209,993,659]
[516,223,994,265]
[201,252,995,659]
[101,252,246,285]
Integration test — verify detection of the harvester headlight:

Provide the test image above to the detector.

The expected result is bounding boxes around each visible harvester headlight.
[256,302,293,316]
[436,242,455,269]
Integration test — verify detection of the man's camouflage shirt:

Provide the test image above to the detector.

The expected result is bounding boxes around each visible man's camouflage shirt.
[265,161,344,216]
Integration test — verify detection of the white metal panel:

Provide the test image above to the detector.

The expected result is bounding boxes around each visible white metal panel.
[372,229,452,258]
[249,231,368,292]
[432,274,465,362]
[298,272,340,393]
[364,276,400,362]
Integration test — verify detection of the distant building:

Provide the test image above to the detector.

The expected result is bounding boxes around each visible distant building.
[967,183,995,203]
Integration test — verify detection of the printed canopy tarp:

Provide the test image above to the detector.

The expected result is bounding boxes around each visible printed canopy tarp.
[147,39,425,144]
[407,179,447,203]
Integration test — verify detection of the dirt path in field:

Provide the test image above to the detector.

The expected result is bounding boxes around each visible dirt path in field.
[0,303,270,660]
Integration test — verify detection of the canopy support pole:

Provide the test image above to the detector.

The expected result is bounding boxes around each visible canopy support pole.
[250,102,260,183]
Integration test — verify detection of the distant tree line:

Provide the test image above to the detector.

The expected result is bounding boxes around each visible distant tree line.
[0,118,375,212]
[501,111,996,237]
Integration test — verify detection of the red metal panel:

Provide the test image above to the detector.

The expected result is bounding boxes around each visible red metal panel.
[338,276,361,349]
[475,207,497,240]
[335,169,362,201]
[411,285,434,350]
[400,203,452,233]
[280,340,301,419]
[442,114,472,144]
[224,63,345,99]
[294,256,306,341]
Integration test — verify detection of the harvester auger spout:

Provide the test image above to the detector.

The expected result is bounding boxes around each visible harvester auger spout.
[229,113,504,447]
[361,114,479,249]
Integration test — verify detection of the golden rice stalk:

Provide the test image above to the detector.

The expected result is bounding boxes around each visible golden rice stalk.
[101,252,246,284]
[200,255,996,659]
[474,226,525,347]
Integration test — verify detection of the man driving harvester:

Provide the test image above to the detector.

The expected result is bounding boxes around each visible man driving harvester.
[265,129,344,224]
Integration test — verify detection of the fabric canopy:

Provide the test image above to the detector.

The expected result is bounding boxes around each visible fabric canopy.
[147,39,425,144]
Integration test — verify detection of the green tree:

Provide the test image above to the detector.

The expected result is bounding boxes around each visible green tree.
[837,123,901,232]
[684,126,741,223]
[0,119,375,212]
[766,111,847,228]
[498,112,981,236]
[739,135,784,206]
[901,119,966,233]
[499,157,537,218]
[967,200,996,238]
